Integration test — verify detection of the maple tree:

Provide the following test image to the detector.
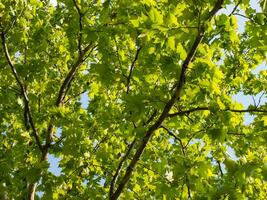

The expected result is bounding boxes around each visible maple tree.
[0,0,267,199]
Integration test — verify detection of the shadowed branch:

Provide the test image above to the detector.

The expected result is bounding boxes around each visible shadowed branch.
[167,106,267,118]
[1,32,43,152]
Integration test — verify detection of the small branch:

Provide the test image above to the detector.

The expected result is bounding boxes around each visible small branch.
[160,126,185,156]
[206,0,224,21]
[252,95,257,107]
[184,128,206,149]
[160,127,191,198]
[1,32,43,152]
[168,107,267,118]
[168,107,208,117]
[40,43,96,192]
[257,92,265,108]
[114,37,123,69]
[186,175,191,199]
[93,136,110,152]
[0,85,20,94]
[233,13,259,25]
[2,6,25,33]
[109,138,137,198]
[227,132,246,136]
[64,89,87,104]
[216,160,224,178]
[126,46,142,93]
[229,0,240,16]
[222,108,267,113]
[52,135,66,147]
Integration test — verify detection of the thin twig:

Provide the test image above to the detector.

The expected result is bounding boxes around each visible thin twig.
[114,37,123,69]
[216,160,224,178]
[229,0,240,16]
[160,126,185,156]
[160,127,192,198]
[93,136,110,152]
[257,92,265,108]
[126,46,142,93]
[64,89,87,104]
[233,13,259,24]
[252,95,257,107]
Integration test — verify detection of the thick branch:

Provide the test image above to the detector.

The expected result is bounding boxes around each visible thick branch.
[1,32,43,152]
[72,0,83,53]
[126,46,142,93]
[110,1,224,199]
[44,34,95,161]
[109,138,137,198]
[167,107,267,118]
[56,44,94,106]
[42,42,95,160]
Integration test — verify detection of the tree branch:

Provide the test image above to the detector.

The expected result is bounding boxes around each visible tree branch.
[110,1,224,199]
[1,32,43,152]
[126,46,142,93]
[56,44,94,106]
[44,42,95,160]
[160,126,185,156]
[229,0,240,16]
[167,106,267,118]
[109,138,137,198]
[72,0,83,53]
[216,160,224,178]
[160,126,191,198]
[233,13,260,25]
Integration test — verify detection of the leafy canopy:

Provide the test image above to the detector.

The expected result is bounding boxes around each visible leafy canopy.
[0,0,266,199]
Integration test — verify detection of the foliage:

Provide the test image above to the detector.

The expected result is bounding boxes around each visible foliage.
[0,0,266,199]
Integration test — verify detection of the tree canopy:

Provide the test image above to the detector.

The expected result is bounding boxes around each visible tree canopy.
[0,0,267,199]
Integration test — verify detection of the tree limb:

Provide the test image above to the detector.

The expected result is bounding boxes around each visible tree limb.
[110,1,224,199]
[167,106,267,118]
[72,0,83,53]
[233,13,260,25]
[109,138,137,198]
[55,44,95,106]
[1,32,43,152]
